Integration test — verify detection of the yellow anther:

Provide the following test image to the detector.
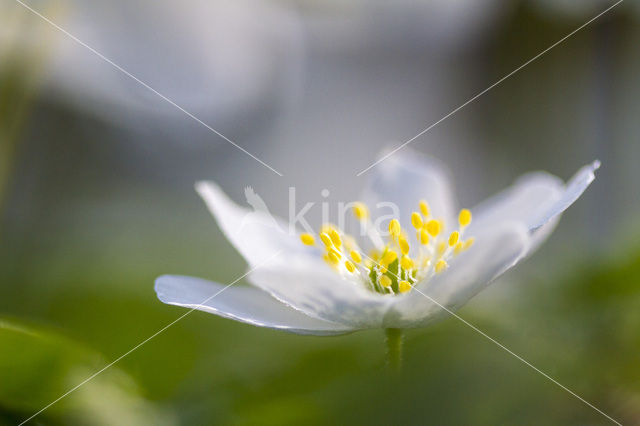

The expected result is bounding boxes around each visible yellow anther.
[448,231,459,247]
[381,250,397,265]
[388,219,401,237]
[345,260,356,273]
[435,259,448,274]
[379,275,392,288]
[419,200,430,217]
[353,202,369,220]
[300,233,315,246]
[329,229,342,247]
[411,212,423,229]
[319,232,333,247]
[320,223,336,234]
[313,200,474,295]
[425,219,441,237]
[369,249,380,262]
[454,242,464,255]
[459,209,472,227]
[401,255,414,270]
[398,235,410,255]
[419,228,429,245]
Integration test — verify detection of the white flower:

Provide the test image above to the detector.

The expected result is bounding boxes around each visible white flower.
[155,151,599,335]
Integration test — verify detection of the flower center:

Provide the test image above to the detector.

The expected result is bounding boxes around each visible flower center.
[299,200,474,295]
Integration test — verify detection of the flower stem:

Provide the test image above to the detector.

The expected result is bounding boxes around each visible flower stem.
[385,328,404,371]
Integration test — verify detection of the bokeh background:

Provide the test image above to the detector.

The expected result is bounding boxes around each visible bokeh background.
[1,0,639,424]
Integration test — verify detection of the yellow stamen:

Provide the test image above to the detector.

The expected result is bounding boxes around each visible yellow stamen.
[454,242,464,255]
[435,259,448,274]
[411,212,423,229]
[369,249,380,262]
[329,229,342,247]
[328,251,341,265]
[320,223,336,234]
[319,232,332,247]
[463,238,475,250]
[312,198,475,296]
[425,219,441,237]
[300,233,315,246]
[345,260,356,273]
[448,231,459,247]
[381,250,397,265]
[419,200,430,217]
[329,246,341,258]
[419,228,429,245]
[380,275,392,288]
[401,255,414,270]
[398,235,410,255]
[353,202,369,220]
[459,209,472,227]
[389,219,401,237]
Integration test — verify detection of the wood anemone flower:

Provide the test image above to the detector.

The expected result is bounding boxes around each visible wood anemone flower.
[155,151,599,336]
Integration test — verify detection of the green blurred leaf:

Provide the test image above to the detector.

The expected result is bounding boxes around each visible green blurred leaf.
[0,317,175,425]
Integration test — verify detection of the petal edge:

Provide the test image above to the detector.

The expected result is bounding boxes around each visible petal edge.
[155,275,354,336]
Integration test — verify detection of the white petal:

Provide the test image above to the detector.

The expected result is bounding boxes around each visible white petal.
[468,160,599,252]
[155,275,353,335]
[195,181,317,267]
[248,259,394,328]
[530,160,600,230]
[385,221,530,328]
[360,149,456,232]
[469,171,564,232]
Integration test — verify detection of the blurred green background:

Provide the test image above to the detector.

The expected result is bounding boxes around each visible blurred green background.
[1,0,639,424]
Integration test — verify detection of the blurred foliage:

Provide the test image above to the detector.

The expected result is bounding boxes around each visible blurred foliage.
[0,318,173,425]
[0,4,53,222]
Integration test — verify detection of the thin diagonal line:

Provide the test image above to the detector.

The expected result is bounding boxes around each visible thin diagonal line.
[18,251,282,425]
[356,0,623,176]
[361,252,622,425]
[14,0,284,177]
[409,285,622,425]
